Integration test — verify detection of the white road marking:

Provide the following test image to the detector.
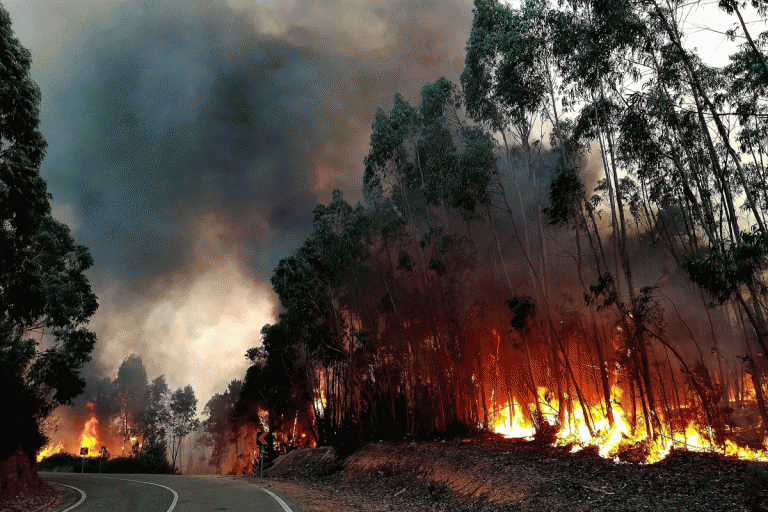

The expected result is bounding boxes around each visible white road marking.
[259,487,295,512]
[99,476,179,512]
[56,483,87,511]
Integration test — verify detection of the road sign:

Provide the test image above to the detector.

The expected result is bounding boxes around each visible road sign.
[257,431,268,445]
[80,447,89,456]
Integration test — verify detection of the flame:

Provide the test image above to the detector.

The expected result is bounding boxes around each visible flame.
[36,441,64,462]
[489,399,534,439]
[78,416,102,457]
[490,385,768,464]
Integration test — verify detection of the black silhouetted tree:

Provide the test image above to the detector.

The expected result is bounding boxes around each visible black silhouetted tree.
[237,323,315,447]
[0,4,98,472]
[136,375,170,463]
[112,355,149,456]
[202,380,241,474]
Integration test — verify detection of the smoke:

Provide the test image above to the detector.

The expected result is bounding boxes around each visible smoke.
[4,0,474,410]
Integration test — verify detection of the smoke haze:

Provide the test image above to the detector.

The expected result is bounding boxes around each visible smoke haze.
[4,0,473,407]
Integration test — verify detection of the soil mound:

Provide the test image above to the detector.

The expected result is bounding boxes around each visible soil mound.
[267,446,341,479]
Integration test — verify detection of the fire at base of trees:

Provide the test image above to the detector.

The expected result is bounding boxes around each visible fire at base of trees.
[190,0,768,468]
[36,355,201,473]
[31,0,768,474]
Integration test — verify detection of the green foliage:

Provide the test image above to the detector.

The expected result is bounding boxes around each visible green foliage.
[168,384,199,470]
[0,5,98,461]
[683,230,768,304]
[548,0,646,91]
[363,95,417,200]
[136,375,170,459]
[202,380,241,473]
[462,0,548,126]
[544,164,585,227]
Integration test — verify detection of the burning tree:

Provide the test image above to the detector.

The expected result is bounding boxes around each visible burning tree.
[112,355,149,455]
[0,3,98,495]
[233,0,768,465]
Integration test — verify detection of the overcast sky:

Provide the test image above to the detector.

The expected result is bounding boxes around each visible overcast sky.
[3,0,761,409]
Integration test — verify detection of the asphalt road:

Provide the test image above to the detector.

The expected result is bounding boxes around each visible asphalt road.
[40,472,296,512]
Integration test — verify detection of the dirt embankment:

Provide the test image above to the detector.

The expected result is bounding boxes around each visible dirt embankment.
[0,448,41,501]
[262,434,768,511]
[0,448,64,512]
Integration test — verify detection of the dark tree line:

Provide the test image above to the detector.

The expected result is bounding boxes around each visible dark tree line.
[52,355,199,473]
[218,0,768,457]
[0,4,98,484]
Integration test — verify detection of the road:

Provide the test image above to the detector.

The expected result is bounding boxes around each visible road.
[40,472,296,512]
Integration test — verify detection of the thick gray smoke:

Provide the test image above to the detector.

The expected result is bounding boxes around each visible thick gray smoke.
[5,0,473,406]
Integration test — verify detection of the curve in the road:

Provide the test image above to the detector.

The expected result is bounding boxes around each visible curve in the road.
[100,476,179,512]
[57,484,86,512]
[258,487,294,512]
[43,473,295,512]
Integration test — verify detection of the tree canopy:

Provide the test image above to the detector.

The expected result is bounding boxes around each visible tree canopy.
[229,0,768,459]
[0,4,98,463]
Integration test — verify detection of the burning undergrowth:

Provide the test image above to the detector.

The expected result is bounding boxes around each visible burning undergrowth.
[36,355,195,475]
[233,48,768,471]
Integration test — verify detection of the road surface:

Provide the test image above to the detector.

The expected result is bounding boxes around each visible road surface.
[41,472,297,512]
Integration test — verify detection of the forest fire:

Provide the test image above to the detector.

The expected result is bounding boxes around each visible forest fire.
[36,403,111,462]
[490,385,768,464]
[35,442,63,462]
[79,416,102,457]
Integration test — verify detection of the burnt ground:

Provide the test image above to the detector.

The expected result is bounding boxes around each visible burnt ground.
[259,434,768,512]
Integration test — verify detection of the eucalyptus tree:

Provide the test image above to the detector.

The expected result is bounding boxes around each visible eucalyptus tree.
[463,0,619,429]
[0,4,98,470]
[137,375,170,462]
[363,79,500,434]
[168,385,198,472]
[112,355,149,455]
[202,380,241,474]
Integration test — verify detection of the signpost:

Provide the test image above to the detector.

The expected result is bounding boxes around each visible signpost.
[79,447,88,473]
[256,431,269,478]
[99,446,106,473]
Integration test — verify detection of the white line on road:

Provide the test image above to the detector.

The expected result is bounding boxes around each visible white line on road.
[56,483,87,511]
[259,487,295,512]
[99,476,179,512]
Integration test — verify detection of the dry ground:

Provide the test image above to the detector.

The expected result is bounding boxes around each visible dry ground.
[0,481,65,512]
[260,434,768,512]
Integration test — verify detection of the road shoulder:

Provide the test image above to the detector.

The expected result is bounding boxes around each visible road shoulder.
[246,477,357,512]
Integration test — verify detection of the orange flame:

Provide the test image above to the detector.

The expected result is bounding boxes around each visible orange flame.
[36,441,64,462]
[78,416,102,457]
[490,385,768,464]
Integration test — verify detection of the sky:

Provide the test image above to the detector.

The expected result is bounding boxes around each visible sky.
[3,0,473,409]
[3,0,763,411]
